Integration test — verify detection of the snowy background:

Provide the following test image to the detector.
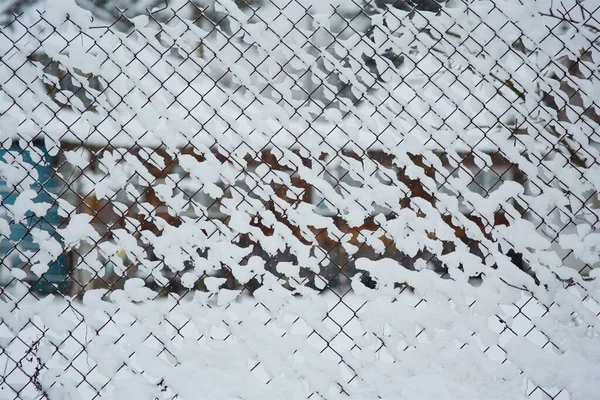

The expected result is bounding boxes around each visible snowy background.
[1,0,600,399]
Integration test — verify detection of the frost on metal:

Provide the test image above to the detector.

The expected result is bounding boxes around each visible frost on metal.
[0,0,599,399]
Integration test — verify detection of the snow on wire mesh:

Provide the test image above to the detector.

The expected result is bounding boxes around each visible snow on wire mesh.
[0,0,599,398]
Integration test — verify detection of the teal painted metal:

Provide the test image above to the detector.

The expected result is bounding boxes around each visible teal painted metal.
[0,141,69,294]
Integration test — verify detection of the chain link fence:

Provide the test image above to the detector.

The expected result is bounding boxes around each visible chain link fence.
[1,0,600,399]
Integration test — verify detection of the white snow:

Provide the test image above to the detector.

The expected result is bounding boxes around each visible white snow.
[1,0,600,399]
[1,285,596,399]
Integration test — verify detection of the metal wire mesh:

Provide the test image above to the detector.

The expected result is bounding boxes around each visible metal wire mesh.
[1,0,600,399]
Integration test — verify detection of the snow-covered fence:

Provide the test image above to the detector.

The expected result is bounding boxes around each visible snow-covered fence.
[1,0,600,399]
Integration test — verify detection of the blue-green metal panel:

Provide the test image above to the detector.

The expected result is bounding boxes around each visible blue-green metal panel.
[0,141,69,294]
